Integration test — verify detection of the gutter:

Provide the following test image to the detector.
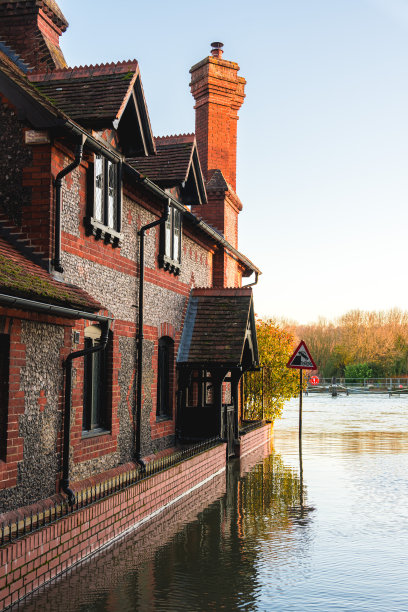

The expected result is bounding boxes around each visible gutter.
[124,165,261,277]
[135,202,170,468]
[0,293,111,322]
[243,271,259,288]
[63,120,122,164]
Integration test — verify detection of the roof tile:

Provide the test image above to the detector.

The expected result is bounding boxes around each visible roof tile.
[127,135,195,184]
[29,62,139,125]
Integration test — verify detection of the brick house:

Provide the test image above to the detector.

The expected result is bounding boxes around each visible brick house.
[0,0,261,514]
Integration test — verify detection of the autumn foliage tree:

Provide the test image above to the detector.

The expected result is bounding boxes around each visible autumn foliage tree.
[296,309,408,378]
[244,319,301,422]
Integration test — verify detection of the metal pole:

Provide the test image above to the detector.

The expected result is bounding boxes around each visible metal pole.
[299,369,303,443]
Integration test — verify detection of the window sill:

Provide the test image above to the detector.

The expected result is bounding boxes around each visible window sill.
[81,428,111,440]
[158,254,181,275]
[84,216,123,247]
[156,415,172,422]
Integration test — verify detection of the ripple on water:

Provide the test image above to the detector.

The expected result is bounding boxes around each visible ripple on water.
[17,395,408,612]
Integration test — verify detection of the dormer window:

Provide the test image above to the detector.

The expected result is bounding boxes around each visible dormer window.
[159,206,182,274]
[85,154,122,246]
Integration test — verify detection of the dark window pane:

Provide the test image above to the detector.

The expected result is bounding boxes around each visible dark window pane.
[0,334,10,460]
[157,337,173,418]
[83,329,107,433]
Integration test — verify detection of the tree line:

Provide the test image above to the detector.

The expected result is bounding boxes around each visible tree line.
[244,309,408,423]
[293,309,408,378]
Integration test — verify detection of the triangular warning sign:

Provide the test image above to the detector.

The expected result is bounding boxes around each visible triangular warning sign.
[287,340,316,370]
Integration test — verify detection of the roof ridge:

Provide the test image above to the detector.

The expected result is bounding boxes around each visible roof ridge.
[192,287,253,296]
[28,59,139,82]
[155,133,195,144]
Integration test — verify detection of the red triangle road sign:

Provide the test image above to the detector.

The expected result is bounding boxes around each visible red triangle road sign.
[287,340,317,370]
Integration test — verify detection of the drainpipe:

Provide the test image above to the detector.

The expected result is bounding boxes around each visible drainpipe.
[136,202,169,469]
[53,135,86,273]
[243,271,259,288]
[62,319,111,504]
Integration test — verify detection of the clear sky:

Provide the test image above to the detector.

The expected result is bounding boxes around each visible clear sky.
[58,0,408,323]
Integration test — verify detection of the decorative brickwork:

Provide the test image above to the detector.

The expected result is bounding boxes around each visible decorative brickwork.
[0,0,68,71]
[190,54,246,190]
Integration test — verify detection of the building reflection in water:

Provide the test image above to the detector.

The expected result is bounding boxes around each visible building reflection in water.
[20,442,314,612]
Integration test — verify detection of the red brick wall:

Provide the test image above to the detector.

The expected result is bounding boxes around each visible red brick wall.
[0,442,227,610]
[18,143,54,262]
[237,424,273,459]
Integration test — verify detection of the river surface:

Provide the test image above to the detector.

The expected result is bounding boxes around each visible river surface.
[19,394,408,611]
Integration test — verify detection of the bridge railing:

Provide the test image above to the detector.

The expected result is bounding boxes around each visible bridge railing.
[307,377,408,390]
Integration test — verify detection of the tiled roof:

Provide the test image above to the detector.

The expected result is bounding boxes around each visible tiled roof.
[206,169,229,191]
[0,237,101,312]
[177,288,256,365]
[205,168,243,210]
[0,0,68,30]
[127,134,195,184]
[0,51,62,118]
[29,61,139,125]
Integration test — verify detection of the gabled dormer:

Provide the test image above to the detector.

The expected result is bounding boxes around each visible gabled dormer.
[127,134,207,207]
[29,61,155,156]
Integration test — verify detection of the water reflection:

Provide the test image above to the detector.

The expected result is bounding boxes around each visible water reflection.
[18,395,408,611]
[19,444,308,612]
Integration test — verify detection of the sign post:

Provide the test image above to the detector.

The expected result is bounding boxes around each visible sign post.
[287,341,317,443]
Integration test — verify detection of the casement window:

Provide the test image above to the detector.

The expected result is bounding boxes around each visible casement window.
[82,325,110,436]
[85,154,122,246]
[156,336,174,419]
[0,334,9,460]
[159,206,182,274]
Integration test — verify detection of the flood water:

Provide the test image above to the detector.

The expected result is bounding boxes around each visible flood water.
[19,394,408,611]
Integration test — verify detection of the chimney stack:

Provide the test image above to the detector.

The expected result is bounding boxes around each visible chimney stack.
[190,43,246,191]
[0,0,68,72]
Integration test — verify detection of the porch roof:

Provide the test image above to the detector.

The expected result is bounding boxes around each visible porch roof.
[177,287,259,368]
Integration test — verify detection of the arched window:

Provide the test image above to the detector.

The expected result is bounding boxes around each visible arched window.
[157,336,174,419]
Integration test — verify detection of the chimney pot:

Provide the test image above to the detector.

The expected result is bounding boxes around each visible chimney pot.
[210,42,223,58]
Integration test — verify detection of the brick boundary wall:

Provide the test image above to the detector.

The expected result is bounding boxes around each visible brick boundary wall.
[238,423,273,459]
[0,443,227,610]
[19,469,227,610]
